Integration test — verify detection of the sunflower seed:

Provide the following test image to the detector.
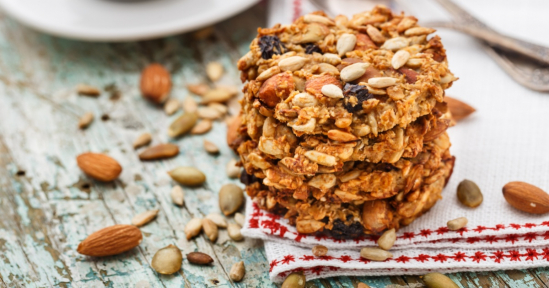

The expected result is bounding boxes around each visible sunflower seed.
[229,261,245,282]
[391,50,410,69]
[168,113,198,138]
[404,27,436,36]
[366,25,385,43]
[380,37,409,51]
[78,112,94,129]
[303,14,334,25]
[219,184,244,216]
[360,247,393,261]
[256,66,281,81]
[423,273,459,288]
[406,58,424,68]
[368,77,397,88]
[182,97,198,113]
[234,212,245,227]
[197,107,224,120]
[304,150,337,166]
[340,63,370,82]
[278,56,306,71]
[317,63,340,75]
[187,83,209,96]
[202,218,218,242]
[170,186,185,206]
[77,84,101,96]
[208,102,228,115]
[206,62,224,82]
[151,244,182,275]
[187,252,213,265]
[133,133,152,149]
[227,223,243,241]
[226,159,241,179]
[377,228,396,250]
[321,84,344,98]
[201,88,235,104]
[191,120,212,135]
[184,218,202,240]
[168,167,206,186]
[447,217,468,231]
[139,143,179,160]
[312,245,328,257]
[336,33,357,56]
[281,272,306,288]
[164,98,180,115]
[206,213,228,228]
[203,139,219,154]
[131,209,159,227]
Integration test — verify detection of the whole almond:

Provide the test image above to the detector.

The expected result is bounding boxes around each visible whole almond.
[132,209,159,227]
[187,252,213,265]
[445,96,476,122]
[139,143,179,161]
[202,218,218,242]
[503,181,549,214]
[133,133,152,149]
[77,224,142,257]
[77,153,122,182]
[229,261,245,282]
[151,244,182,275]
[140,63,171,104]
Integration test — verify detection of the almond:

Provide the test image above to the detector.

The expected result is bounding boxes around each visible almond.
[138,143,179,161]
[503,181,549,214]
[305,74,342,98]
[258,72,295,108]
[76,153,122,182]
[445,96,476,122]
[140,63,171,104]
[77,224,142,257]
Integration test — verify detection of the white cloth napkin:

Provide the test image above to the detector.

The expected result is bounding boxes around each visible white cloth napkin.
[241,0,549,282]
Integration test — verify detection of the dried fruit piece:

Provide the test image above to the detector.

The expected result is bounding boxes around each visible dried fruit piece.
[77,153,122,182]
[151,244,182,275]
[132,209,159,227]
[360,247,393,261]
[203,140,219,154]
[206,62,224,82]
[312,245,328,257]
[168,113,198,138]
[170,186,185,206]
[227,223,243,241]
[164,98,180,115]
[305,44,321,54]
[139,144,179,160]
[281,272,306,288]
[168,167,206,186]
[219,184,244,216]
[226,159,241,179]
[457,179,483,208]
[77,224,142,257]
[191,120,213,135]
[445,96,476,122]
[502,181,549,214]
[258,35,285,59]
[447,217,468,230]
[184,218,203,240]
[377,228,396,250]
[229,261,245,282]
[234,212,245,227]
[140,63,171,104]
[423,273,459,288]
[77,84,101,97]
[343,83,374,113]
[78,112,94,129]
[206,213,228,228]
[187,252,213,265]
[202,218,218,242]
[133,133,152,149]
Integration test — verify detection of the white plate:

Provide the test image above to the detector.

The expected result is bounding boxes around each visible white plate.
[0,0,259,41]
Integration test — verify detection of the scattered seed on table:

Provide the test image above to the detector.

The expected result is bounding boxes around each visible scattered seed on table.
[234,212,245,227]
[206,213,227,228]
[170,186,185,206]
[219,184,244,216]
[447,217,468,231]
[151,244,182,275]
[226,159,240,179]
[377,228,396,250]
[229,261,245,282]
[457,179,483,208]
[202,218,218,242]
[281,272,306,288]
[168,166,206,186]
[312,245,328,257]
[203,139,219,154]
[184,218,202,240]
[131,209,159,227]
[78,112,94,129]
[423,272,459,288]
[187,252,213,265]
[360,247,393,261]
[227,223,243,241]
[133,133,152,149]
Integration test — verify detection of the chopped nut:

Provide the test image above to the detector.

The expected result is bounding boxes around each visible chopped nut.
[229,261,245,282]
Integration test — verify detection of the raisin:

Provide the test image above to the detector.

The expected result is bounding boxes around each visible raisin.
[258,35,285,60]
[330,219,364,239]
[304,44,322,54]
[240,172,259,185]
[375,163,397,172]
[343,83,374,113]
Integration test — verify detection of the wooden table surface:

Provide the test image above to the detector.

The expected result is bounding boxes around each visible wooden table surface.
[1,2,548,287]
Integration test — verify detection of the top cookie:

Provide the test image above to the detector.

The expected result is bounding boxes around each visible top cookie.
[237,5,457,140]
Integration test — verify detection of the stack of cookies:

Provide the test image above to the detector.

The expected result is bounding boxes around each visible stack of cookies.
[230,6,456,238]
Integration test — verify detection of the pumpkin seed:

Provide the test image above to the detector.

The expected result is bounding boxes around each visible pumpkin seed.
[234,212,245,227]
[281,272,306,288]
[133,133,152,149]
[132,209,159,227]
[168,113,198,138]
[206,62,224,82]
[187,252,213,265]
[164,98,180,115]
[77,84,101,96]
[312,245,328,257]
[170,186,185,206]
[457,179,483,208]
[447,217,468,231]
[377,228,396,250]
[139,143,179,160]
[203,140,219,154]
[151,244,182,275]
[78,112,94,129]
[184,218,202,240]
[168,167,206,186]
[219,184,244,216]
[206,213,227,228]
[229,261,245,282]
[202,218,218,242]
[191,120,212,135]
[360,247,393,261]
[423,272,459,288]
[227,223,243,241]
[226,159,241,179]
[182,97,198,113]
